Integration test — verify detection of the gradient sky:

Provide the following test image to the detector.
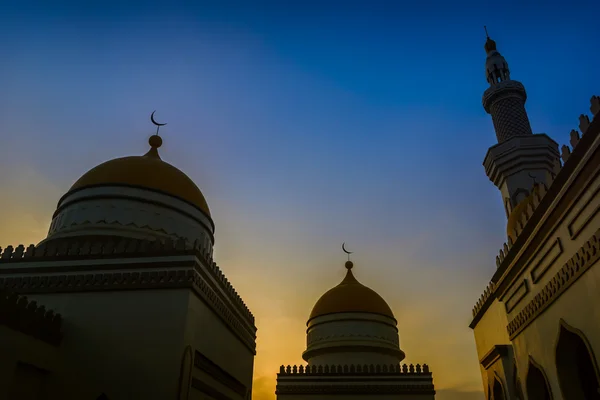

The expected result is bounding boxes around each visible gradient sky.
[1,1,599,399]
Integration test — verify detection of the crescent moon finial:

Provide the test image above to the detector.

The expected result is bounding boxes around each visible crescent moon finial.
[342,242,353,262]
[150,111,167,137]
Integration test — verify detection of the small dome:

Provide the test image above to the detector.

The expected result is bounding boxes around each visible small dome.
[507,184,541,242]
[69,137,210,216]
[309,263,394,321]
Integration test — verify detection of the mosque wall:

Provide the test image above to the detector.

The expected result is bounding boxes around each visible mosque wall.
[511,263,600,398]
[0,326,59,400]
[184,292,256,399]
[471,299,511,395]
[24,289,190,400]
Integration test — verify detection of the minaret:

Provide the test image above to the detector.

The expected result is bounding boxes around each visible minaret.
[481,32,561,225]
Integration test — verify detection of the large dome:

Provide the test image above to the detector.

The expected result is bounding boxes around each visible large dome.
[43,135,215,250]
[69,136,210,216]
[309,261,395,321]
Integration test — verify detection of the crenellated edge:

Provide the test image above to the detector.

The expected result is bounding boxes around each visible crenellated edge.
[278,363,431,376]
[471,281,496,320]
[0,288,63,346]
[497,94,599,269]
[0,237,254,323]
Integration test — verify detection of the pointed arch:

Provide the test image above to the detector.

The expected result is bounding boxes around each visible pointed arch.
[555,319,600,399]
[492,373,506,400]
[526,356,552,400]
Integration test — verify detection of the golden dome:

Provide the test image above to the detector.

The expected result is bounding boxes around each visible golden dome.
[69,136,211,216]
[308,261,395,321]
[507,184,541,243]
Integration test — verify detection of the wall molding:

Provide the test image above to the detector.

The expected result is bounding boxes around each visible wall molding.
[0,269,257,353]
[507,228,600,339]
[530,238,563,284]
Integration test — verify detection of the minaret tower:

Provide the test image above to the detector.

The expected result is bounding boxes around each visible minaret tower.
[481,31,561,229]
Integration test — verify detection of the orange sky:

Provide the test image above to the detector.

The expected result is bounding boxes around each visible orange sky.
[2,6,596,398]
[0,155,492,399]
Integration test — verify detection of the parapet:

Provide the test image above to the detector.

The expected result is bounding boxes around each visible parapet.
[0,236,254,323]
[278,363,431,376]
[472,281,496,319]
[0,288,63,345]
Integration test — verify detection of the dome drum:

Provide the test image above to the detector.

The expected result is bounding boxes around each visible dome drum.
[45,186,214,251]
[303,312,404,365]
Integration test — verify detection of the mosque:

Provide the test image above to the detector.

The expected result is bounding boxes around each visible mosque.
[0,35,598,400]
[469,35,600,399]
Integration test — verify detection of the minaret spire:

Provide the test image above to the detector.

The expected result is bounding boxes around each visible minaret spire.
[480,32,560,236]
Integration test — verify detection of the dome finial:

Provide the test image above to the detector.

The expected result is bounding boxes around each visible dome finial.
[342,242,353,261]
[147,111,167,156]
[342,242,354,269]
[484,26,497,53]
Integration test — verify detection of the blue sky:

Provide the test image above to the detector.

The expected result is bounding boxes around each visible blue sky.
[1,1,598,398]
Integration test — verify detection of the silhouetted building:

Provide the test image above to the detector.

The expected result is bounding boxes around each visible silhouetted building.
[0,135,256,399]
[276,261,435,399]
[470,35,600,399]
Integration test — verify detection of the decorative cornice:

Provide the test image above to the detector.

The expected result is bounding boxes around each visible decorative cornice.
[278,363,431,376]
[507,227,600,339]
[0,268,257,353]
[0,236,254,324]
[0,288,62,346]
[480,344,511,370]
[275,384,435,395]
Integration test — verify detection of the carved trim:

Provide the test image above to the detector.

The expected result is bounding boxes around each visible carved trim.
[505,280,529,313]
[0,236,254,324]
[530,238,563,283]
[58,184,215,233]
[275,384,435,395]
[480,345,511,370]
[567,168,600,240]
[0,269,257,353]
[194,351,247,397]
[278,363,431,376]
[507,228,600,339]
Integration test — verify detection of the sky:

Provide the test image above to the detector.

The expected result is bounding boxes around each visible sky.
[1,0,599,399]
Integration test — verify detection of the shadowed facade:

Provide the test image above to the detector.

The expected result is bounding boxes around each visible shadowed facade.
[470,34,600,400]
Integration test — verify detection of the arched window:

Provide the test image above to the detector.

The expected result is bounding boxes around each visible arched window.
[526,357,552,400]
[555,320,600,399]
[492,377,506,400]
